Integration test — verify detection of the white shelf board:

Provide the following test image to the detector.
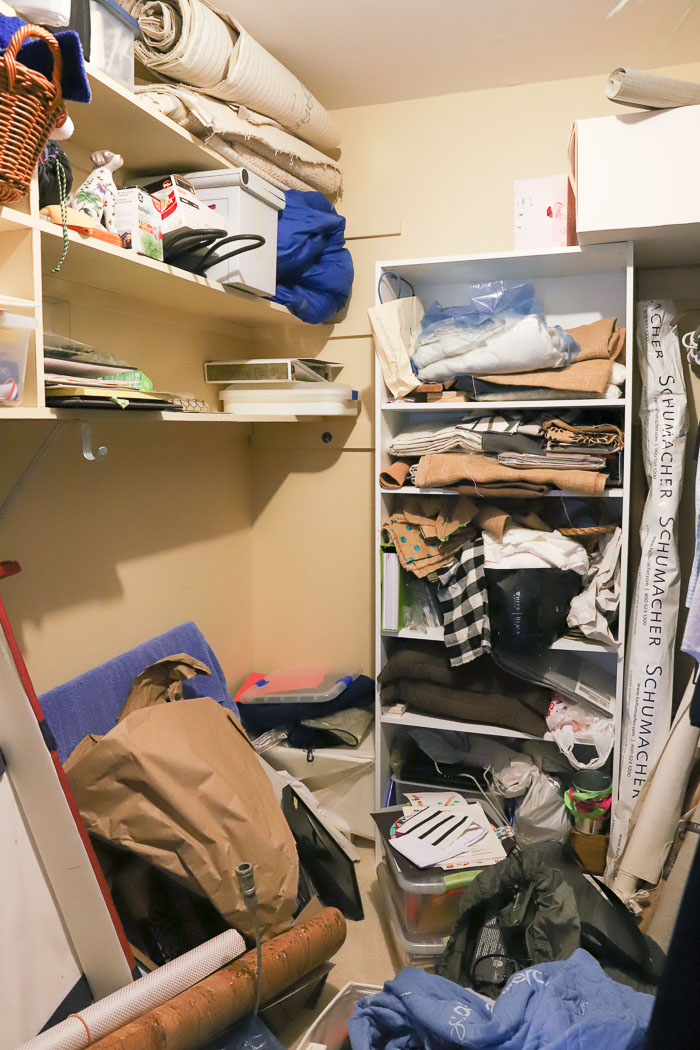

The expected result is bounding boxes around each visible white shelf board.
[78,66,228,179]
[377,242,629,285]
[381,708,551,741]
[385,486,624,498]
[39,220,300,330]
[383,399,625,412]
[380,627,616,654]
[1,407,238,422]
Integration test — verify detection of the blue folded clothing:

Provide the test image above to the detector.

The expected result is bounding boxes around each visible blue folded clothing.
[0,15,90,103]
[40,621,237,762]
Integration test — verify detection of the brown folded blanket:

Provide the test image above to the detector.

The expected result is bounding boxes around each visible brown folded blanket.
[568,318,626,364]
[414,453,607,496]
[378,645,549,737]
[477,358,613,395]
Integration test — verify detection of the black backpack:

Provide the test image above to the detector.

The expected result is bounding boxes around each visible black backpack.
[438,844,663,998]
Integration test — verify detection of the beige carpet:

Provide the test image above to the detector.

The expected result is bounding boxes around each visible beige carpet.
[275,842,399,1049]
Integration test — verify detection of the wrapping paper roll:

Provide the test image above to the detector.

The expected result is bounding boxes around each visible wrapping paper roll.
[122,0,341,150]
[612,674,700,907]
[89,908,347,1050]
[606,68,700,109]
[17,930,247,1050]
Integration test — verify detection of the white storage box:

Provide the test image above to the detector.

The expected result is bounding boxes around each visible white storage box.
[88,0,140,91]
[185,168,285,296]
[569,107,700,254]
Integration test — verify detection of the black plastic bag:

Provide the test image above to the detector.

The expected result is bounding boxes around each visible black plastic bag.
[486,568,581,654]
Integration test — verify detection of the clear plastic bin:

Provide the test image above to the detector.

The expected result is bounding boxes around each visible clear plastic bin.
[89,0,140,91]
[297,983,380,1050]
[381,792,506,934]
[0,312,35,406]
[239,668,360,705]
[377,861,446,971]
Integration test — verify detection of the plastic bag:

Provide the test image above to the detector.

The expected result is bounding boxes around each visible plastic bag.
[514,770,569,845]
[486,568,582,654]
[546,695,615,770]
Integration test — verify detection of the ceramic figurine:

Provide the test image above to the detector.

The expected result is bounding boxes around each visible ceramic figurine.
[71,150,124,232]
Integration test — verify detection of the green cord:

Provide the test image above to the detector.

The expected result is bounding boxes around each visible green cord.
[51,159,69,275]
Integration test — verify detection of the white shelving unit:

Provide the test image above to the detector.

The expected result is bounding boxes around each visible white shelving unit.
[373,241,634,816]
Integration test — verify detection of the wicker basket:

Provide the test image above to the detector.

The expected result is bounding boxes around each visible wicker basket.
[0,25,66,204]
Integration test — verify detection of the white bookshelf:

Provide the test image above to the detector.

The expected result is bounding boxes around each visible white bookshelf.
[373,241,634,817]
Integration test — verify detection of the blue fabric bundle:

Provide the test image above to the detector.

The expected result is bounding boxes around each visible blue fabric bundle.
[272,190,354,324]
[0,15,90,103]
[348,951,653,1050]
[40,622,237,761]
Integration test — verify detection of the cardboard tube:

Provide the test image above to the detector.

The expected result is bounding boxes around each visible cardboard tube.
[89,908,347,1050]
[606,68,700,109]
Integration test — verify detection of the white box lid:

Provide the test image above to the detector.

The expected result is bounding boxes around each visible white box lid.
[185,167,286,210]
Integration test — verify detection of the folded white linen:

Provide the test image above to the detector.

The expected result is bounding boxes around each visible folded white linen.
[413,314,575,382]
[483,525,589,575]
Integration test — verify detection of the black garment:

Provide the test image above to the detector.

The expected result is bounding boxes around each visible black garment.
[645,843,700,1049]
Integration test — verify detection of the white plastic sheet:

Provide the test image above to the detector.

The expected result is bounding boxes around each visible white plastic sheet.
[608,302,688,874]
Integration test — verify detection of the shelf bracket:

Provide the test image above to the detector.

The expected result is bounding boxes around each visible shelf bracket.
[0,419,108,525]
[80,422,108,462]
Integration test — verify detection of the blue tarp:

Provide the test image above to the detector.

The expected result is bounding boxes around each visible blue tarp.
[40,621,237,762]
[272,190,354,324]
[348,951,653,1050]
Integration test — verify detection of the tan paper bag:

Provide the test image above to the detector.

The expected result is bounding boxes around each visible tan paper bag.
[65,655,298,940]
[368,295,423,399]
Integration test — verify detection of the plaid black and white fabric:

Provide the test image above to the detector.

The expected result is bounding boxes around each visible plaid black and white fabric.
[436,539,491,667]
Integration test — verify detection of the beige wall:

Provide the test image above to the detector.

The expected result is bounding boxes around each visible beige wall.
[1,419,252,694]
[249,59,700,679]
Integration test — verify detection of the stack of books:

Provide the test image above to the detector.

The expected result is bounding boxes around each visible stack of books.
[44,333,181,411]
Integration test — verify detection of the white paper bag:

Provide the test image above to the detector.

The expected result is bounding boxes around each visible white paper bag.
[367,294,423,399]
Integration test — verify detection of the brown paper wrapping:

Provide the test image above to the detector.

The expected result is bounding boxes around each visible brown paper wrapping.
[65,655,298,940]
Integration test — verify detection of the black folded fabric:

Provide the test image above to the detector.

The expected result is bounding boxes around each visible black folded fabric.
[238,674,375,736]
[378,646,549,737]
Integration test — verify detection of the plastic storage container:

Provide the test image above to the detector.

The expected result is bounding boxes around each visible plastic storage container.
[185,168,285,296]
[297,983,380,1050]
[377,862,446,970]
[0,312,35,406]
[381,794,505,935]
[88,0,140,91]
[239,668,360,705]
[220,381,359,420]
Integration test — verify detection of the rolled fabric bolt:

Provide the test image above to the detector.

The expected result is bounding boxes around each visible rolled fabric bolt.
[605,68,700,109]
[17,929,247,1050]
[88,907,347,1050]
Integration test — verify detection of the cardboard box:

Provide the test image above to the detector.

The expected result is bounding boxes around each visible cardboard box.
[513,174,576,250]
[116,188,163,261]
[143,174,219,241]
[569,107,700,247]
